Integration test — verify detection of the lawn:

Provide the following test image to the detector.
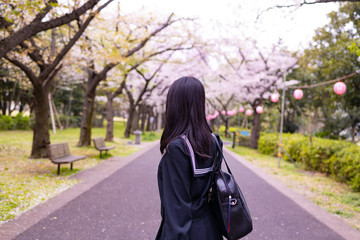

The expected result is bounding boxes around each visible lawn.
[228,145,360,230]
[0,121,161,224]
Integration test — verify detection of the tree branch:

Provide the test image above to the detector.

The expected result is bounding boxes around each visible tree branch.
[113,74,128,97]
[18,40,46,71]
[43,64,63,88]
[256,0,358,20]
[4,56,37,84]
[0,0,104,58]
[39,0,113,83]
[123,13,175,57]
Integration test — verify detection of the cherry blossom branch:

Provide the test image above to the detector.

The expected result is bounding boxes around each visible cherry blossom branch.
[256,0,357,20]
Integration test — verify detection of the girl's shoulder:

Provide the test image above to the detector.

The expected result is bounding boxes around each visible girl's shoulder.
[164,136,186,155]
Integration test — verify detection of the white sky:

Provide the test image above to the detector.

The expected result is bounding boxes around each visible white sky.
[104,0,339,51]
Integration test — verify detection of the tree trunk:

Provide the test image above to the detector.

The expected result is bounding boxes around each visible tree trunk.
[1,101,6,115]
[125,105,135,138]
[105,92,114,141]
[250,111,261,149]
[140,105,147,131]
[78,88,96,146]
[30,83,50,158]
[225,117,229,138]
[351,124,356,143]
[146,107,154,131]
[131,110,139,131]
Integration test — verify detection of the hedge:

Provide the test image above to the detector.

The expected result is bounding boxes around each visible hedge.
[258,133,360,192]
[326,146,360,192]
[0,115,13,130]
[0,113,30,130]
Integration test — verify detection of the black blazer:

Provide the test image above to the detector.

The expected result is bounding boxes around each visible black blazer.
[156,134,223,240]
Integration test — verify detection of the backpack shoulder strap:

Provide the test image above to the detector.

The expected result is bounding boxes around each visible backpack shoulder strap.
[211,133,232,175]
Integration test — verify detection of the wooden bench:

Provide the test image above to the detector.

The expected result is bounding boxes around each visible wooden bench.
[47,143,86,175]
[93,137,115,158]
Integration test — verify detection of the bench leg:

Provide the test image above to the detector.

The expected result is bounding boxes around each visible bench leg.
[70,162,73,170]
[57,164,60,175]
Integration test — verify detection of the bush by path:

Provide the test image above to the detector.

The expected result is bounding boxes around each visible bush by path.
[229,145,360,230]
[258,133,360,191]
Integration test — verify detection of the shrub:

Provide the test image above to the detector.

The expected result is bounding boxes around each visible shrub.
[258,133,278,156]
[326,145,360,191]
[310,138,352,172]
[13,113,30,130]
[282,135,311,168]
[258,132,360,192]
[236,135,251,148]
[0,115,13,130]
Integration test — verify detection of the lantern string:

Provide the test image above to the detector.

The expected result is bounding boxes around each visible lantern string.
[288,72,359,89]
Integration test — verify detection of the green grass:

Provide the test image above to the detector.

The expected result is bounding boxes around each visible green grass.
[228,145,360,230]
[0,121,161,224]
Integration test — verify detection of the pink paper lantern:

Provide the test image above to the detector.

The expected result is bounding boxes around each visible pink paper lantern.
[227,109,237,116]
[246,109,253,116]
[221,110,226,115]
[270,93,279,103]
[239,106,245,113]
[256,106,263,114]
[213,110,219,118]
[293,89,303,100]
[334,81,346,95]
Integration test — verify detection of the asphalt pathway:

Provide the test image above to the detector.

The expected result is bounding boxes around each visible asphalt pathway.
[14,145,345,240]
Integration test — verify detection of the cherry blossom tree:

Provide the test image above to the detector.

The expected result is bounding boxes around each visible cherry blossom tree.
[76,9,197,145]
[215,40,298,148]
[4,0,113,157]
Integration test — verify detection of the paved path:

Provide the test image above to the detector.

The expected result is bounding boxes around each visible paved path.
[3,144,358,239]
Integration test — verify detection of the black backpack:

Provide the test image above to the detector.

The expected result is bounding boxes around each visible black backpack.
[209,134,253,240]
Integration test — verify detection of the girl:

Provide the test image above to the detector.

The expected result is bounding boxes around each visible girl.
[156,76,223,240]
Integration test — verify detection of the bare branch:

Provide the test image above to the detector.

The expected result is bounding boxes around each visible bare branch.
[256,0,358,20]
[4,55,37,84]
[113,74,128,97]
[0,0,106,58]
[123,13,175,57]
[288,72,358,89]
[19,40,46,71]
[43,64,63,88]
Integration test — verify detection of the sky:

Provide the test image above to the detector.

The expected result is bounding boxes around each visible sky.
[104,0,340,51]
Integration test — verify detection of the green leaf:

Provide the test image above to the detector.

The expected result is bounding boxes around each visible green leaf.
[356,49,360,57]
[49,2,59,7]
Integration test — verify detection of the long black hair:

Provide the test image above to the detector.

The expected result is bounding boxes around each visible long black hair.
[160,76,212,158]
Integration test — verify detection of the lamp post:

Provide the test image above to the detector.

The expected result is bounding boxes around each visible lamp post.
[278,74,299,168]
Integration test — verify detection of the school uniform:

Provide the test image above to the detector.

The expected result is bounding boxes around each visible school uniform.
[156,134,223,240]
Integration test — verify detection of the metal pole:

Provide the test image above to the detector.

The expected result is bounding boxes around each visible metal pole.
[48,93,56,134]
[237,111,240,133]
[278,73,286,168]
